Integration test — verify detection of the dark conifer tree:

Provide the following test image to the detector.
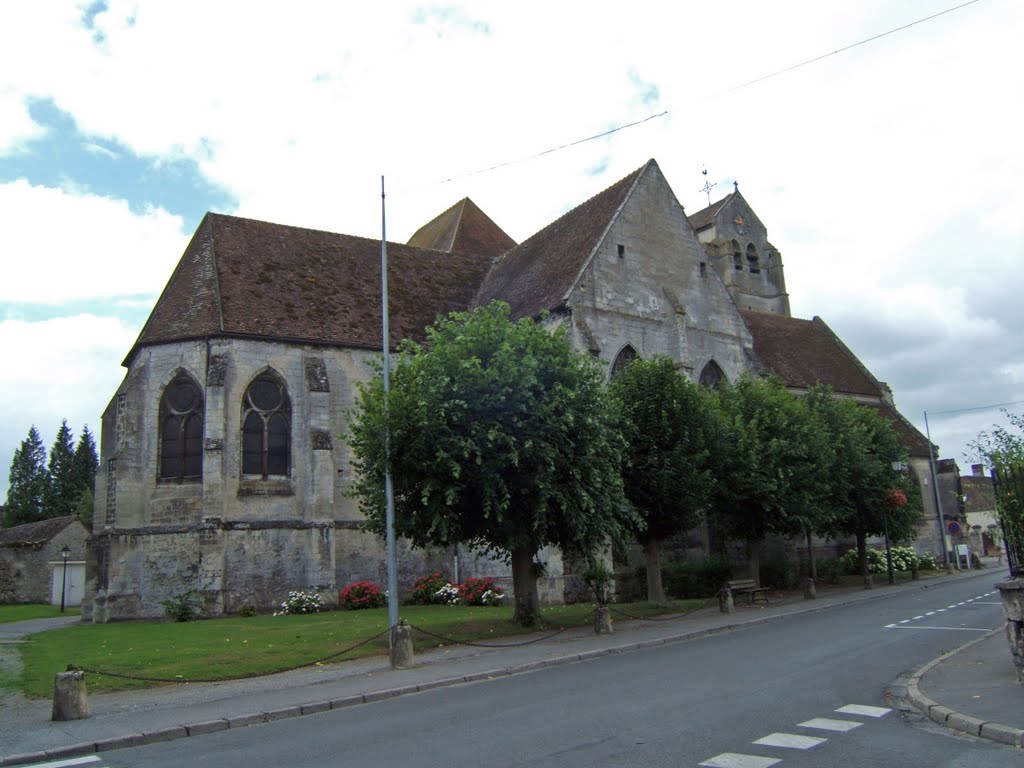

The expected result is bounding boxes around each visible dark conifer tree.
[4,426,49,527]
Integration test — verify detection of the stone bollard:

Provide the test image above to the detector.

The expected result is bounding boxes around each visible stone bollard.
[52,669,89,721]
[803,577,817,600]
[911,561,920,580]
[719,588,734,614]
[594,606,613,635]
[389,620,415,670]
[995,578,1024,682]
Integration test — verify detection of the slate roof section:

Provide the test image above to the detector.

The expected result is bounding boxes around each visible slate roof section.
[863,403,933,459]
[0,516,77,547]
[473,162,649,318]
[687,192,734,231]
[740,310,882,397]
[406,198,517,259]
[127,213,494,363]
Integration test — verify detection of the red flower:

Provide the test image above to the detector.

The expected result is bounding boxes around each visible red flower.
[886,488,908,508]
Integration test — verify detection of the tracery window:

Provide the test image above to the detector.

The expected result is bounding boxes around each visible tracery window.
[242,374,291,477]
[159,373,204,480]
[699,360,726,390]
[732,240,742,271]
[611,345,638,377]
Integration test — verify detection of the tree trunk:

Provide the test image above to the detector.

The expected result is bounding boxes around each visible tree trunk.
[645,537,666,605]
[806,527,817,582]
[748,537,763,587]
[510,546,541,626]
[856,530,873,589]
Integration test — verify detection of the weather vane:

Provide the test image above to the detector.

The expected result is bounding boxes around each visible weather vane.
[700,167,716,207]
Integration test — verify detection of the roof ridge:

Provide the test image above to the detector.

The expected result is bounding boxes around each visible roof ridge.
[559,159,655,307]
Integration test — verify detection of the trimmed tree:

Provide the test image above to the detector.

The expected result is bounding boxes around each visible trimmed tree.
[711,374,830,585]
[608,355,721,604]
[5,426,49,527]
[815,397,920,588]
[348,302,635,626]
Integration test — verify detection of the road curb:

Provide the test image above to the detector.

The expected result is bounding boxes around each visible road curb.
[0,570,1000,766]
[905,627,1024,748]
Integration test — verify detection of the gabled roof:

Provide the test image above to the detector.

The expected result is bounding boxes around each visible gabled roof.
[127,214,494,364]
[406,198,516,258]
[863,403,933,459]
[0,516,78,547]
[473,162,650,318]
[687,191,735,231]
[740,310,882,397]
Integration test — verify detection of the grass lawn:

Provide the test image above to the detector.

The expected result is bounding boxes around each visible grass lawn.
[8,599,704,699]
[0,604,80,623]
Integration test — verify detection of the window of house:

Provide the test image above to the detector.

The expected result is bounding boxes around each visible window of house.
[159,373,204,480]
[242,374,291,477]
[611,345,638,377]
[747,243,760,273]
[732,240,742,271]
[699,360,725,390]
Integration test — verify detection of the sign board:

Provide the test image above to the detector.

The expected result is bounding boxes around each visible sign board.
[947,520,961,535]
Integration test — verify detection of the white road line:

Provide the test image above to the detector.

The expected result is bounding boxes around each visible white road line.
[835,704,891,718]
[976,601,1001,605]
[798,717,863,732]
[899,619,910,623]
[967,598,976,602]
[936,608,946,612]
[13,757,102,768]
[753,732,827,749]
[699,754,782,768]
[885,625,991,632]
[925,611,935,616]
[913,615,924,619]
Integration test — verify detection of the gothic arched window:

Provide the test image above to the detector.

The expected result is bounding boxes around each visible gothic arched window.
[746,243,760,273]
[242,374,291,477]
[611,345,638,377]
[732,240,742,271]
[699,360,726,390]
[159,373,204,480]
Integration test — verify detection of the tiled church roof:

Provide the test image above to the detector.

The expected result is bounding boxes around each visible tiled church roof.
[406,197,517,258]
[127,214,493,363]
[740,310,882,397]
[473,162,649,318]
[687,192,734,231]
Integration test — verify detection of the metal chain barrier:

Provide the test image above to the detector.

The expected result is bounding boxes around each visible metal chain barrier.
[409,623,572,648]
[71,627,392,684]
[607,596,716,622]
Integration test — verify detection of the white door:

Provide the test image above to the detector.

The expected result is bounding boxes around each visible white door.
[50,562,85,607]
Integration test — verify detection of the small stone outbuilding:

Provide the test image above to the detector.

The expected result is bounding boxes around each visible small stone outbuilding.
[0,517,88,605]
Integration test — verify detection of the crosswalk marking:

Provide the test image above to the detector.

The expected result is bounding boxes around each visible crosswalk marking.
[835,704,890,718]
[15,757,102,768]
[699,754,782,768]
[752,732,826,749]
[798,717,863,732]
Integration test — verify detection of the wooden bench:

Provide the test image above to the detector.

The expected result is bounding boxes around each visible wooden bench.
[722,578,770,605]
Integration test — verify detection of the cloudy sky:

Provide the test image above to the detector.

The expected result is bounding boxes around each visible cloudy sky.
[1,0,1021,497]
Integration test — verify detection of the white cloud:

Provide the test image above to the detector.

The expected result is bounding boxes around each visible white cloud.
[0,87,43,154]
[0,314,138,499]
[0,179,187,302]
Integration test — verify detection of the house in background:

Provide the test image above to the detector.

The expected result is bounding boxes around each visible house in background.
[961,463,999,556]
[0,516,88,606]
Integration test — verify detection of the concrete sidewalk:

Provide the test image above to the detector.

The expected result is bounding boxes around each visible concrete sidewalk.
[1,567,1019,765]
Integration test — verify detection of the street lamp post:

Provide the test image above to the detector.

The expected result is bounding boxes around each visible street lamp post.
[59,545,70,613]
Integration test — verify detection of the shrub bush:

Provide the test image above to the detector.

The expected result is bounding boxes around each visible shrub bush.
[275,589,324,615]
[406,572,450,605]
[841,547,887,574]
[645,557,733,599]
[458,577,503,606]
[816,557,844,585]
[760,555,799,590]
[917,551,939,570]
[339,580,386,610]
[161,590,203,622]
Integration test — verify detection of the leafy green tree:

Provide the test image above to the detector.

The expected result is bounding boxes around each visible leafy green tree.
[45,419,77,518]
[348,302,635,626]
[814,395,920,587]
[5,426,49,527]
[711,374,830,585]
[970,410,1024,470]
[608,355,721,604]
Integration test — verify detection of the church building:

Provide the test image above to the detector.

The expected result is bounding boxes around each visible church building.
[85,159,935,621]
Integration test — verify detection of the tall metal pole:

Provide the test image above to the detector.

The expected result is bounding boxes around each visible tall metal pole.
[924,411,951,570]
[381,177,399,631]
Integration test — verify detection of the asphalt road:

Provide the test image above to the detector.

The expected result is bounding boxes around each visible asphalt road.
[105,571,1013,767]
